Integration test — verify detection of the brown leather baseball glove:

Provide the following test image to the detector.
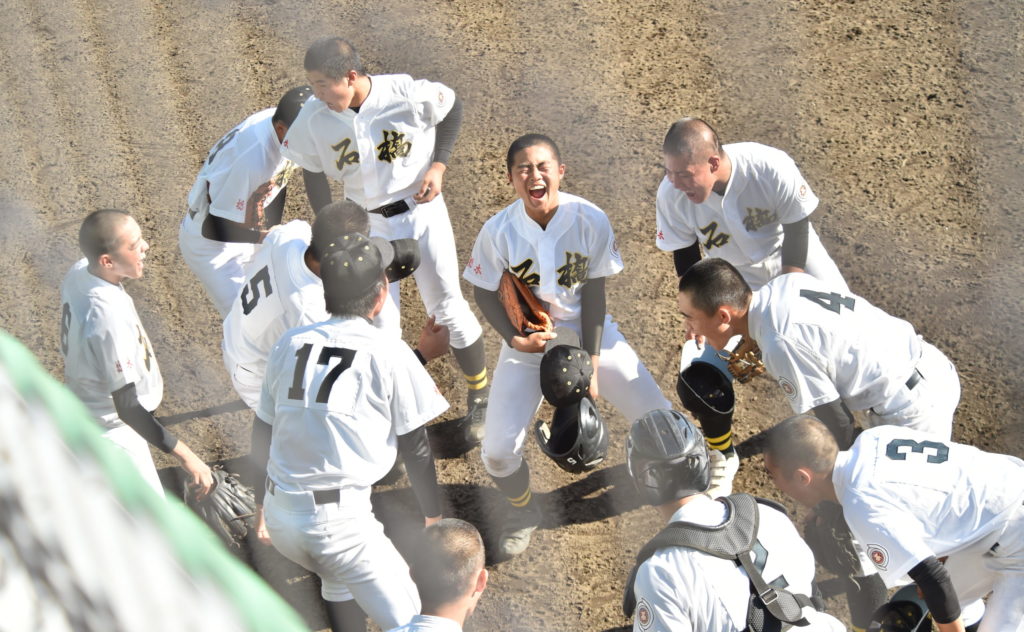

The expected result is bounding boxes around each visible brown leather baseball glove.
[497,270,553,336]
[718,336,766,384]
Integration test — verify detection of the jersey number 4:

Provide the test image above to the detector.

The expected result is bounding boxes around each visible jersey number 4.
[799,289,856,314]
[287,344,357,403]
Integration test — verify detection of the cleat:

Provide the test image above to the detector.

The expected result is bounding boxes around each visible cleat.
[498,501,542,557]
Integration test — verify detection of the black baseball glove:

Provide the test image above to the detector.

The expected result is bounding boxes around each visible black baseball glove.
[183,468,257,550]
[804,500,864,578]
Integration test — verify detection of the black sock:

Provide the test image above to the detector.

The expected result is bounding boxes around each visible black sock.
[492,460,532,508]
[452,337,488,399]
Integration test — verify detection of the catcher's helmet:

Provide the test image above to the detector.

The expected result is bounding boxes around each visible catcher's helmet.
[676,361,734,427]
[867,584,931,632]
[534,396,608,473]
[627,409,711,506]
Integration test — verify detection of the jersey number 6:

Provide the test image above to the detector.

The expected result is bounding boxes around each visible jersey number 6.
[287,343,357,403]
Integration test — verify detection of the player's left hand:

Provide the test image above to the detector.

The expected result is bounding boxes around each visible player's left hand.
[589,355,600,401]
[414,163,446,203]
[424,514,442,527]
[417,315,450,362]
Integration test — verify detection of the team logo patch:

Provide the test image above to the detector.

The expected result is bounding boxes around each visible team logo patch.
[235,199,245,211]
[798,184,808,200]
[777,377,797,400]
[867,544,889,570]
[611,239,619,258]
[636,598,653,630]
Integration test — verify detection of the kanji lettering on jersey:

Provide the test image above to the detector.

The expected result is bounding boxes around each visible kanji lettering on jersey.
[699,221,730,249]
[376,130,411,163]
[331,138,359,170]
[742,207,778,232]
[509,259,540,286]
[556,252,589,288]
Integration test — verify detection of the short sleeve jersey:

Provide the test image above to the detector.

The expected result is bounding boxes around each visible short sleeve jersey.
[655,143,818,263]
[833,425,1024,585]
[185,108,291,225]
[747,273,921,413]
[258,316,448,492]
[282,74,455,210]
[632,494,844,632]
[60,259,163,427]
[222,220,327,378]
[462,193,623,322]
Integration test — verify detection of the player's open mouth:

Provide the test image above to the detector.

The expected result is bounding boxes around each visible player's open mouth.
[529,185,546,200]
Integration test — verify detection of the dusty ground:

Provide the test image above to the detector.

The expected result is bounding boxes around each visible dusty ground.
[2,0,1022,630]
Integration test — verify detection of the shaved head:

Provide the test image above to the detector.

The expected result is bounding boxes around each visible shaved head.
[662,117,723,163]
[765,414,839,476]
[79,209,132,264]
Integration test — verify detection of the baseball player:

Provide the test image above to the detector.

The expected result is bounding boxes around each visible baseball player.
[281,37,489,441]
[678,258,960,450]
[765,415,1024,632]
[624,409,845,632]
[386,519,488,632]
[61,209,214,498]
[656,117,847,291]
[658,118,849,493]
[464,134,672,557]
[256,232,448,632]
[179,85,313,317]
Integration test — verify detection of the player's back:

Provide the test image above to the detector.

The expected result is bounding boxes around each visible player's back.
[633,495,843,631]
[222,220,327,374]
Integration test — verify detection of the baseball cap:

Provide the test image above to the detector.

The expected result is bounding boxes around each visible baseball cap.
[273,85,314,126]
[320,233,395,304]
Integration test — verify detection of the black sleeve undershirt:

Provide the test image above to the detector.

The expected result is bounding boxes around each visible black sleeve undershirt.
[673,243,702,277]
[908,556,961,624]
[249,414,272,505]
[201,212,263,244]
[432,95,463,165]
[396,426,442,518]
[580,277,606,357]
[110,383,178,454]
[474,285,521,346]
[781,217,810,269]
[303,169,333,214]
[811,398,856,450]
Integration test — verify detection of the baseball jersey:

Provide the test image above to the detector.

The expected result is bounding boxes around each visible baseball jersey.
[833,425,1024,585]
[282,74,455,210]
[386,614,462,631]
[183,108,291,230]
[222,220,326,379]
[462,193,623,322]
[632,494,844,632]
[258,316,448,492]
[60,259,163,427]
[655,142,817,263]
[747,273,922,414]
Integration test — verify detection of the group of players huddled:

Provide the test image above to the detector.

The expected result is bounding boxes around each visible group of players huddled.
[59,36,1023,632]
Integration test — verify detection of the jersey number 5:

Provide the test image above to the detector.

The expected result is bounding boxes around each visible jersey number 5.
[287,344,357,403]
[799,289,856,314]
[241,266,273,315]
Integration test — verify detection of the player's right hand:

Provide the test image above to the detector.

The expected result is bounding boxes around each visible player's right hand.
[255,505,272,546]
[416,315,450,362]
[511,330,557,353]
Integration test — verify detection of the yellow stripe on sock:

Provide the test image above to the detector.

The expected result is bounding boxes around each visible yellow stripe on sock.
[508,488,532,508]
[706,431,732,451]
[465,369,488,388]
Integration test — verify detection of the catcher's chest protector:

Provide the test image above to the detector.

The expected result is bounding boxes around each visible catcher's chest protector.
[622,494,817,632]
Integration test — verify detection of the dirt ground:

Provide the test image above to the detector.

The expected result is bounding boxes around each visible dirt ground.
[2,0,1022,630]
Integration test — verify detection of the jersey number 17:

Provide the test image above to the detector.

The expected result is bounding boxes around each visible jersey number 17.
[286,343,356,403]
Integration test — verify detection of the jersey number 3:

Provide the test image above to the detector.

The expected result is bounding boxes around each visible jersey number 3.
[287,343,357,403]
[885,438,949,464]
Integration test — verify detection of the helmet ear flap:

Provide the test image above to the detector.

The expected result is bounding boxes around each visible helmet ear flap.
[626,409,711,506]
[534,397,608,474]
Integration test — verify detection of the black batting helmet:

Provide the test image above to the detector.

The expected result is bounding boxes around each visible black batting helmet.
[533,397,608,474]
[676,361,734,428]
[539,344,592,407]
[627,409,710,506]
[867,585,932,632]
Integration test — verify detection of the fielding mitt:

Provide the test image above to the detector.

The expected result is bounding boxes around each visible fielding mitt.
[804,500,864,578]
[184,468,257,550]
[498,270,553,336]
[718,336,766,384]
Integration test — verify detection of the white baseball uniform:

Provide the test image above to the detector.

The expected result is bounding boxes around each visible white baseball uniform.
[834,425,1024,632]
[60,258,164,495]
[180,108,294,317]
[221,221,401,410]
[656,142,847,292]
[632,494,845,632]
[748,273,959,438]
[259,315,448,629]
[463,192,672,478]
[281,75,482,348]
[387,614,462,631]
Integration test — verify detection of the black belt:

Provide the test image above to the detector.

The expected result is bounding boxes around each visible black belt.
[266,478,341,505]
[367,199,410,218]
[905,368,923,390]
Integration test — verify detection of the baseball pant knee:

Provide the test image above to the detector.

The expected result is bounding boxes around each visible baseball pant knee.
[596,320,672,422]
[481,345,543,478]
[179,226,255,317]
